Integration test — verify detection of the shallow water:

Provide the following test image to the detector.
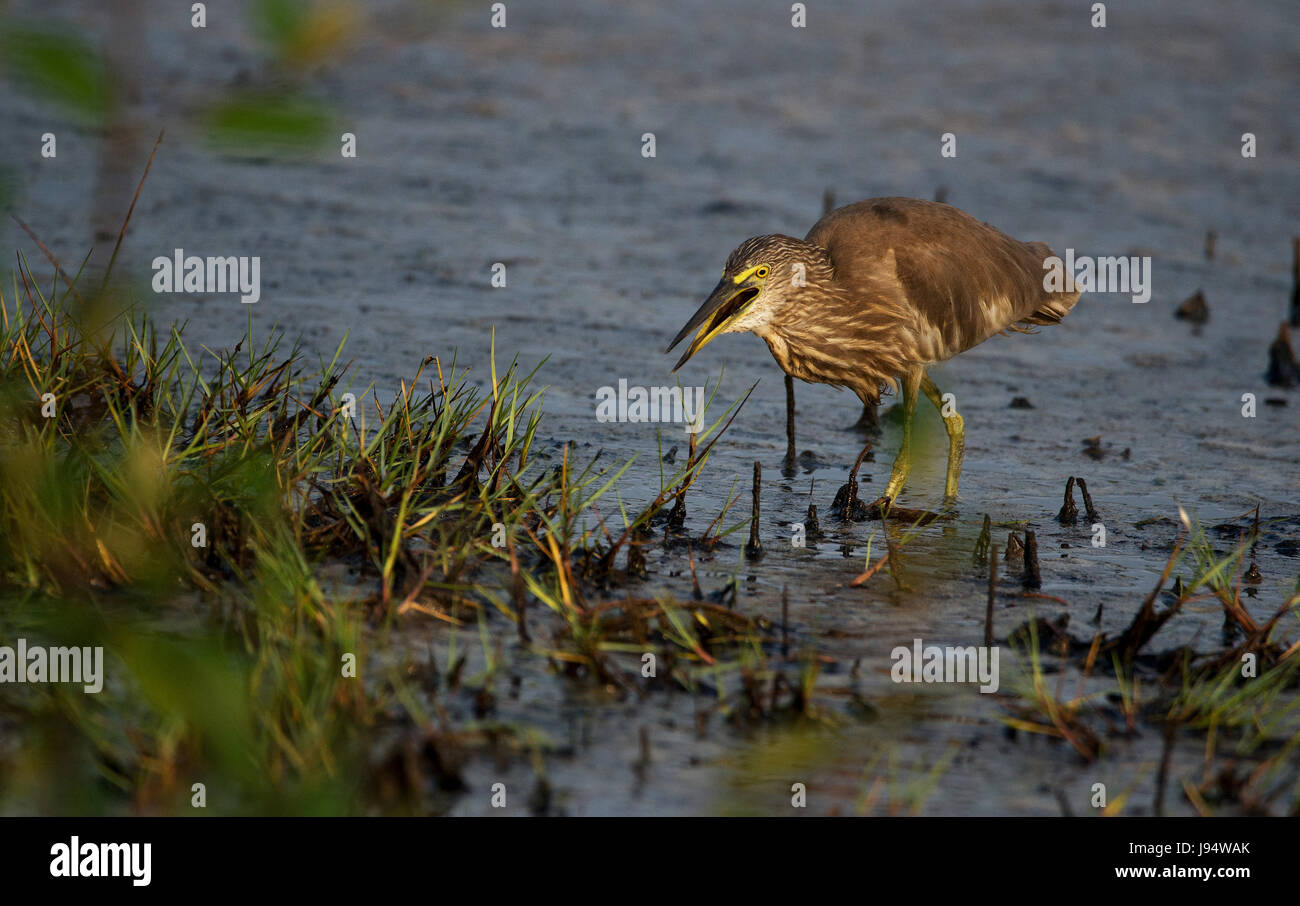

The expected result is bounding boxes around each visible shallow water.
[2,0,1298,815]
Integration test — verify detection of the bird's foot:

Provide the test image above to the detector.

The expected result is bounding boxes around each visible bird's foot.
[863,496,894,520]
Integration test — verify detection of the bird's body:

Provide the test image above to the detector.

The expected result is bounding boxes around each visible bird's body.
[667,197,1080,513]
[734,197,1078,406]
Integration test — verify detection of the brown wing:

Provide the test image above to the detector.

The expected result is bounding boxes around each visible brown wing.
[805,197,1079,362]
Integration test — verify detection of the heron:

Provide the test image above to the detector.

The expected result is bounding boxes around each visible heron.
[666,197,1080,518]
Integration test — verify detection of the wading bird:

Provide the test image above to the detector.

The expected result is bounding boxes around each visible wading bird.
[666,197,1080,518]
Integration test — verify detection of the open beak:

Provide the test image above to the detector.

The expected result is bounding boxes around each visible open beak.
[665,278,761,372]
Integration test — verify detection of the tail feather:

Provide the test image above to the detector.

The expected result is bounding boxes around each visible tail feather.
[1019,291,1080,327]
[1019,240,1081,327]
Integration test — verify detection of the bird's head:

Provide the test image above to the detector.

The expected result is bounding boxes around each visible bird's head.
[666,234,816,371]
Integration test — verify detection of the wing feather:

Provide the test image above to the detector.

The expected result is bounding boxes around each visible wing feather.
[805,197,1079,362]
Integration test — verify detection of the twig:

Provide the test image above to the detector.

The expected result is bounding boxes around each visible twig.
[100,129,164,293]
[985,544,998,646]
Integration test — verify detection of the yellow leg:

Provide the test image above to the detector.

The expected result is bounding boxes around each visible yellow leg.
[882,367,922,503]
[921,372,964,503]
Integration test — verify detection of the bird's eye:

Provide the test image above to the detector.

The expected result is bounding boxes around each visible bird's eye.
[755,266,770,278]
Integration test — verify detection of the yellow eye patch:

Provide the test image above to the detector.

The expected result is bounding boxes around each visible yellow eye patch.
[732,264,771,284]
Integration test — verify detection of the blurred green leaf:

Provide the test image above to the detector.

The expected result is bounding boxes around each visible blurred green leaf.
[202,91,336,156]
[247,0,357,66]
[250,0,310,52]
[110,629,256,777]
[0,20,107,125]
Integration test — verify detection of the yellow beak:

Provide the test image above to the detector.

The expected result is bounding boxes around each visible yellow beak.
[666,279,761,371]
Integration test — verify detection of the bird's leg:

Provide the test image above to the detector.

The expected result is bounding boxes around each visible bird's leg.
[877,367,922,508]
[852,400,881,435]
[920,372,965,505]
[782,373,797,478]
